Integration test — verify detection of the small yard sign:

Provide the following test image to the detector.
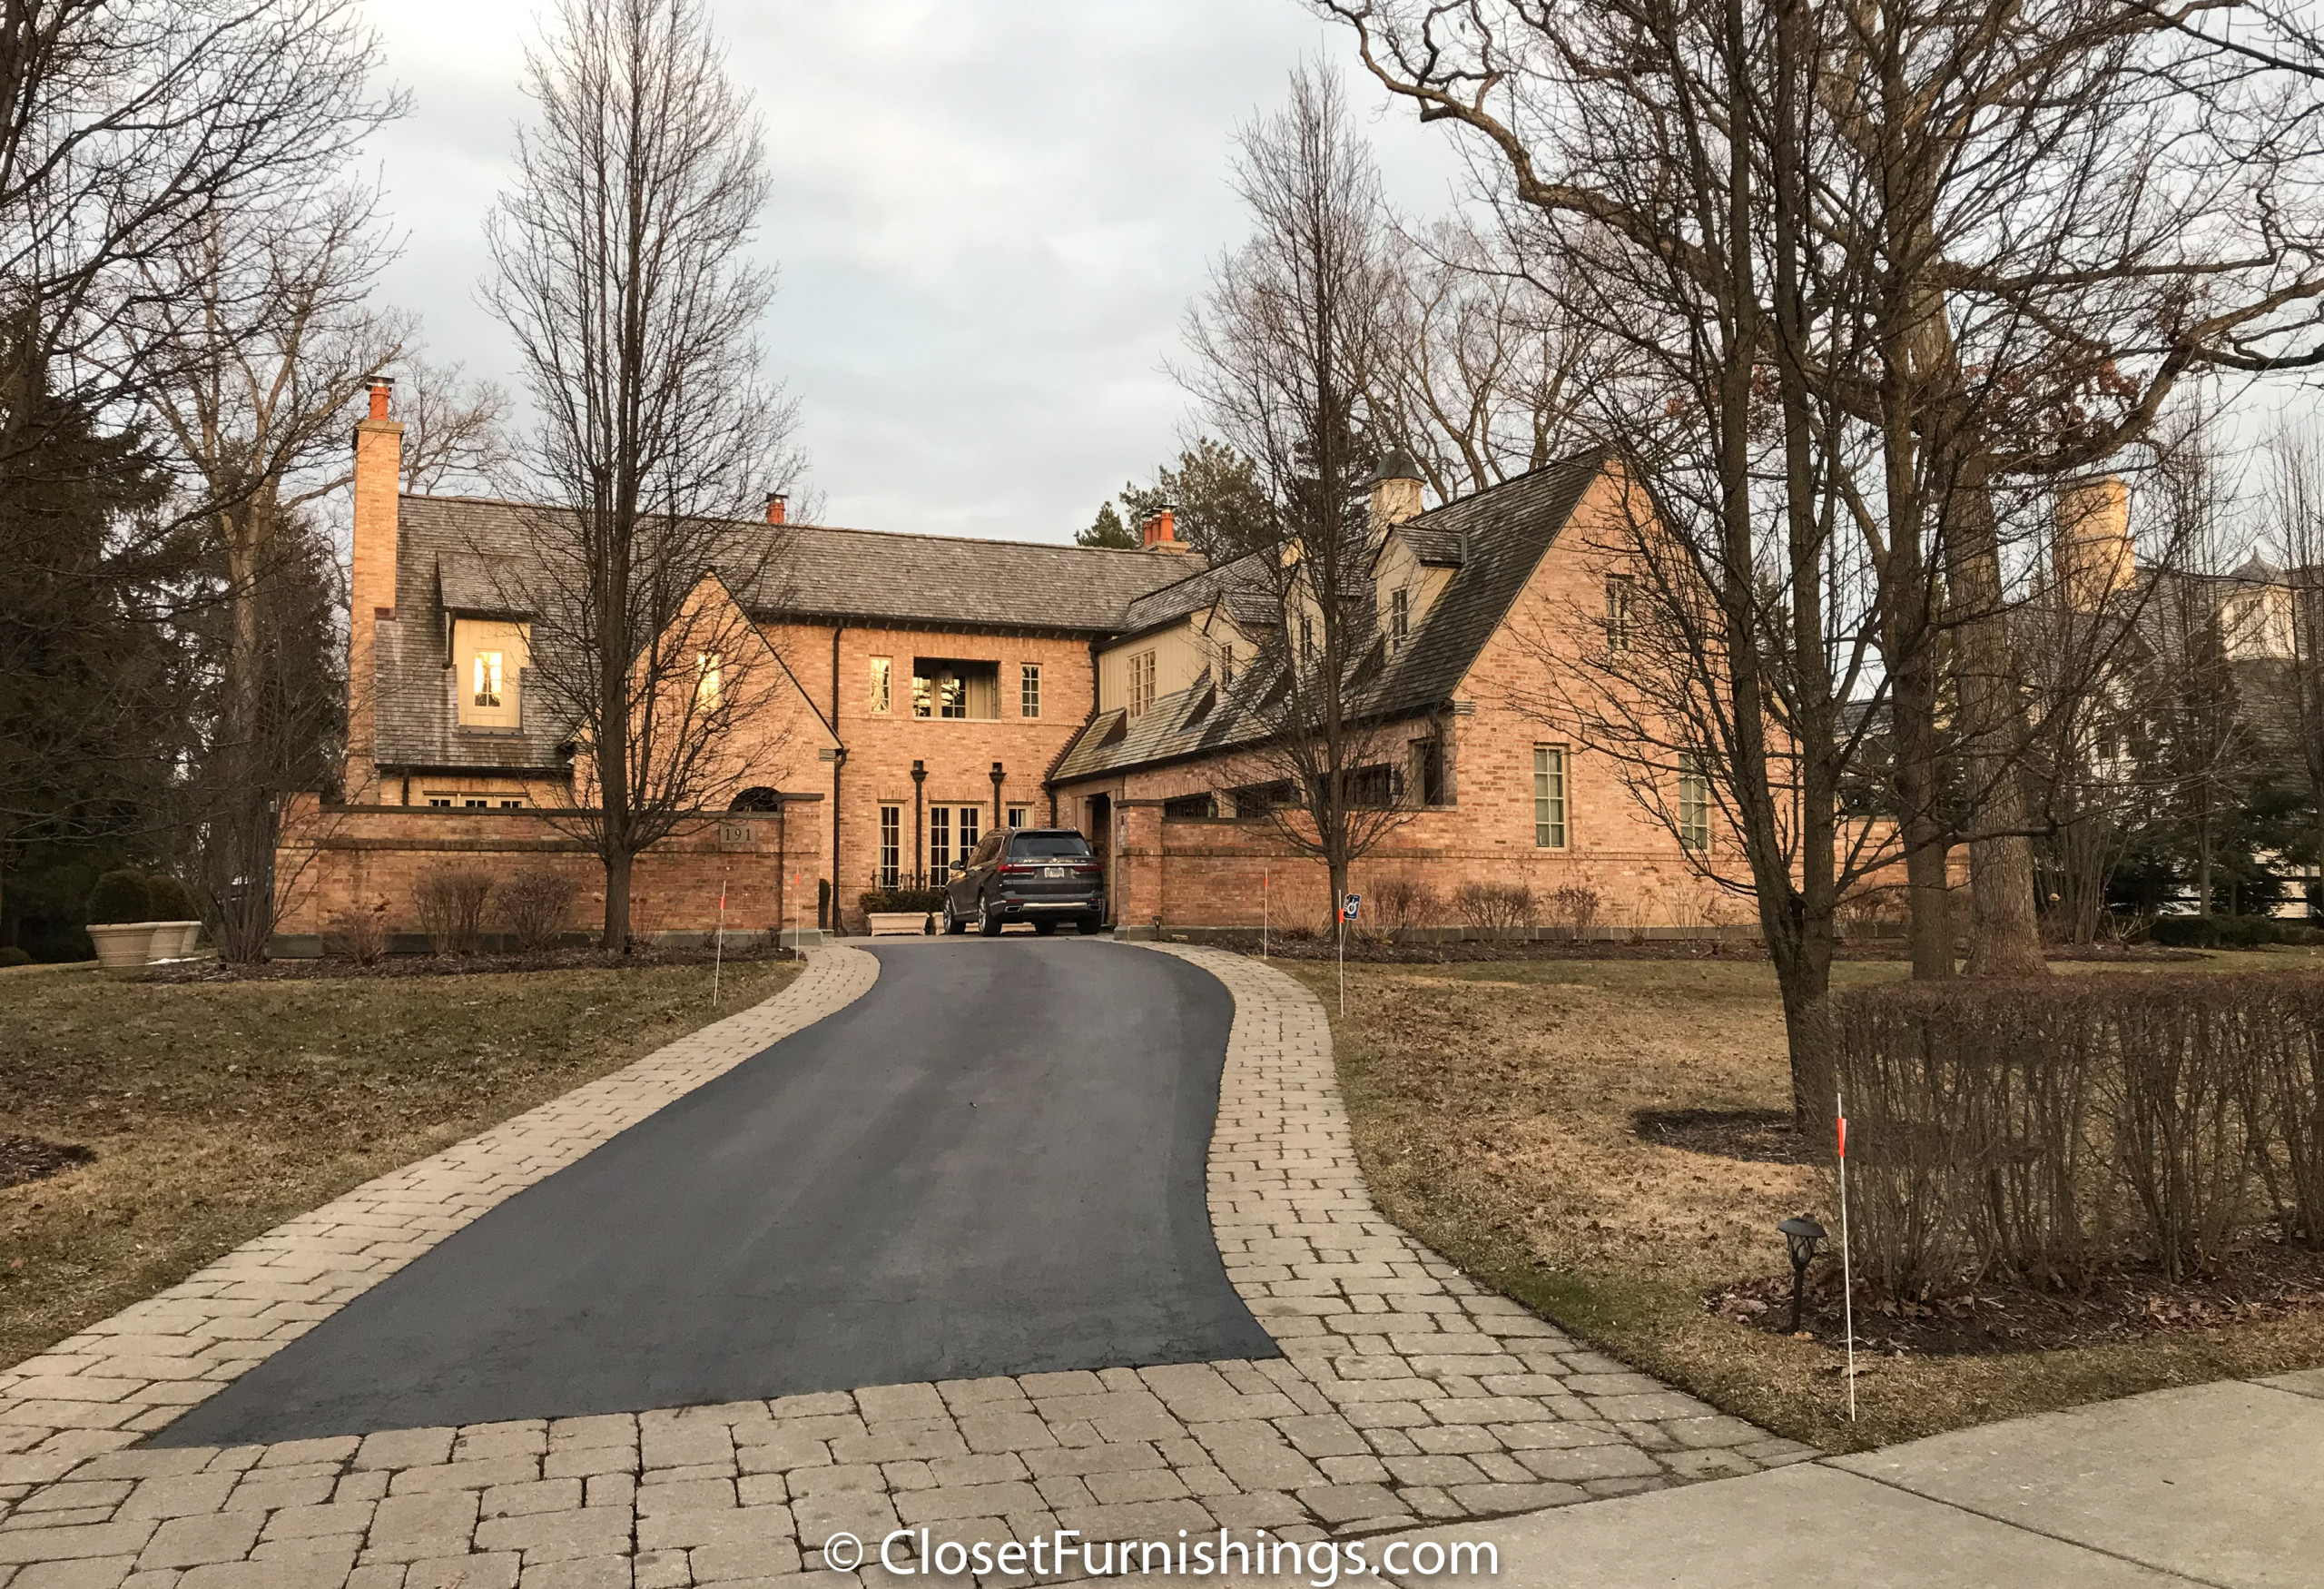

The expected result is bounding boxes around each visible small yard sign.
[1342,893,1361,921]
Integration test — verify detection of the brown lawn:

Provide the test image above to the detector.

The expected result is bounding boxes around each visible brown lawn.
[1282,945,2324,1452]
[0,958,796,1372]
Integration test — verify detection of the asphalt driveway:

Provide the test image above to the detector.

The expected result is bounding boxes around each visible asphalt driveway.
[157,937,1277,1445]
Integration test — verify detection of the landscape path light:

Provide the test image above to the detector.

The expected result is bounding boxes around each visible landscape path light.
[1777,1215,1827,1334]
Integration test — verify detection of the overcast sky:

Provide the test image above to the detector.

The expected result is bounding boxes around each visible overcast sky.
[367,0,1476,544]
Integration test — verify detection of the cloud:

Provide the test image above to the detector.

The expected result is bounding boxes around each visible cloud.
[364,0,1472,542]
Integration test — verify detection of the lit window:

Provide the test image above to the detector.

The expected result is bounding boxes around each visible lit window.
[1679,753,1711,853]
[870,656,891,715]
[1129,650,1157,718]
[1606,577,1634,655]
[1533,746,1568,849]
[695,652,722,707]
[1020,663,1041,717]
[878,805,901,889]
[1391,587,1409,644]
[456,619,527,728]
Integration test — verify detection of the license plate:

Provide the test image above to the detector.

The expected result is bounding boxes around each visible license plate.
[1044,866,1066,878]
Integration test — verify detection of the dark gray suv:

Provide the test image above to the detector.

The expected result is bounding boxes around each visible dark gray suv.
[941,827,1106,936]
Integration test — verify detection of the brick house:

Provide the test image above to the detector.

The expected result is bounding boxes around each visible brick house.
[277,382,1727,944]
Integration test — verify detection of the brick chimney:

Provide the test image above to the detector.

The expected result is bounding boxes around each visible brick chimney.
[1141,507,1190,553]
[765,492,786,526]
[346,376,403,803]
[1370,450,1424,534]
[2054,476,2133,611]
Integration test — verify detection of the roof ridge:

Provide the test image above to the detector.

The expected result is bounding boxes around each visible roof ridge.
[400,492,1187,561]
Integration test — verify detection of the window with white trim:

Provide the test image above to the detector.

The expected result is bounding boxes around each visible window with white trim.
[878,804,902,889]
[1678,753,1711,853]
[1128,650,1157,718]
[1019,664,1041,717]
[1533,746,1569,849]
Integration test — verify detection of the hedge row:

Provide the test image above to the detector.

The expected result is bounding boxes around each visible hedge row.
[1832,973,2324,1292]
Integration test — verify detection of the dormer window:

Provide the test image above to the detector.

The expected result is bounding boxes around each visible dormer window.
[1391,587,1409,644]
[455,618,528,728]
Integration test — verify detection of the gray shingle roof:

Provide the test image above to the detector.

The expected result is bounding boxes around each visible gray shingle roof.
[1052,449,1608,785]
[372,494,1201,774]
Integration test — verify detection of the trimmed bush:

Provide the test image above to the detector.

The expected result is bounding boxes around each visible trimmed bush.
[413,867,496,955]
[1834,973,2324,1292]
[2149,914,2221,948]
[1452,881,1537,932]
[0,946,31,968]
[86,870,153,925]
[2218,914,2277,948]
[329,902,390,965]
[498,870,581,951]
[146,873,200,921]
[861,888,943,914]
[1371,876,1444,931]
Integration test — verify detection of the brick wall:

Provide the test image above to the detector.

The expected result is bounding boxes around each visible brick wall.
[1067,472,1753,932]
[273,793,824,945]
[762,620,1101,927]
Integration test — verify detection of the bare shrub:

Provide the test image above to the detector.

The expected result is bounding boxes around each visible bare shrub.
[329,901,389,965]
[1452,880,1536,932]
[413,867,497,956]
[1551,883,1600,941]
[1372,875,1443,931]
[1834,974,2323,1293]
[498,869,581,952]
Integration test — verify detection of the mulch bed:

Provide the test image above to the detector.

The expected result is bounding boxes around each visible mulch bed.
[1216,933,2205,966]
[1635,1107,1820,1166]
[1708,1239,2324,1356]
[142,943,802,983]
[0,1136,95,1191]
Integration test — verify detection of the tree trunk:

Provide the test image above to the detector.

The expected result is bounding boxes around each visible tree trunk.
[604,845,634,951]
[1946,462,2048,978]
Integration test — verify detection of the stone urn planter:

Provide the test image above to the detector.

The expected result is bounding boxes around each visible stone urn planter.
[147,921,202,961]
[865,912,930,936]
[88,923,159,969]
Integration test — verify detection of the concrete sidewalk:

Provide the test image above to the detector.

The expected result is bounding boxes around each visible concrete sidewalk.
[1375,1370,2324,1587]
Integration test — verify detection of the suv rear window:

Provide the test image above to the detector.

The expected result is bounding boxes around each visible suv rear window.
[1010,832,1092,859]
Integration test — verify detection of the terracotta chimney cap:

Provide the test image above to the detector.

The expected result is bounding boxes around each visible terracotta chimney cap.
[1142,506,1189,552]
[367,376,394,421]
[764,492,787,527]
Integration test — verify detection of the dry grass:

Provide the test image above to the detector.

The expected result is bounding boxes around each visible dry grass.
[0,958,796,1372]
[1286,947,2324,1453]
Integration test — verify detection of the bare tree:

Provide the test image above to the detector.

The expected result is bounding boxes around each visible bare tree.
[1370,221,1609,499]
[395,354,510,495]
[484,0,806,949]
[2269,423,2324,916]
[1179,66,1410,923]
[130,180,403,957]
[0,0,396,938]
[1318,0,2324,982]
[0,0,399,468]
